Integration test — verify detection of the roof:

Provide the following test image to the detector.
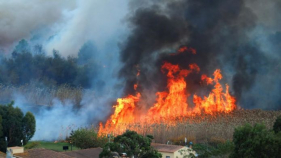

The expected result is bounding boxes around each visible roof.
[151,143,184,153]
[63,148,103,158]
[14,148,74,158]
[13,147,103,158]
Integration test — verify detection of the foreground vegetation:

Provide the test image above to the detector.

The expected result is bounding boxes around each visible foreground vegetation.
[191,115,281,157]
[99,130,162,158]
[0,102,36,152]
[230,121,281,158]
[69,127,108,149]
[192,141,234,158]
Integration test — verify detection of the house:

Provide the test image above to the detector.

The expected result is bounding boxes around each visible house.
[7,146,24,154]
[151,143,197,158]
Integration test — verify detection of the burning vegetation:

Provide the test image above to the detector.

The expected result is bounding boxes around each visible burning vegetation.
[99,47,236,135]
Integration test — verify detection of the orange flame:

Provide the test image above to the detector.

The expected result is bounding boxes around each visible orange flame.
[193,70,236,115]
[134,84,138,90]
[148,63,199,120]
[99,93,141,134]
[99,50,236,135]
[177,46,197,54]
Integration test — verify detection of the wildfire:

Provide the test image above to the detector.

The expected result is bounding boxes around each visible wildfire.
[99,47,236,135]
[99,93,141,134]
[177,46,197,54]
[148,63,200,120]
[193,69,236,115]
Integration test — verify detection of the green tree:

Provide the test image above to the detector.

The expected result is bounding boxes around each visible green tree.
[273,115,281,133]
[14,39,30,53]
[0,101,36,152]
[99,130,162,158]
[70,127,107,149]
[22,112,36,145]
[0,116,3,138]
[0,116,4,152]
[230,123,281,158]
[78,41,97,65]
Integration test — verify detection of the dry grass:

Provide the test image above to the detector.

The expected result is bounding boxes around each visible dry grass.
[105,109,281,144]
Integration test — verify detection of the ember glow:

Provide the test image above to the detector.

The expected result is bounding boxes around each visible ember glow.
[99,47,236,135]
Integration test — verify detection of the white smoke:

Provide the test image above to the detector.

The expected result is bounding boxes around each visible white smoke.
[0,0,129,57]
[44,0,129,57]
[13,89,117,141]
[0,0,76,51]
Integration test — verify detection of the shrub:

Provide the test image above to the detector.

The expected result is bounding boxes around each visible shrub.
[273,115,281,133]
[24,141,40,149]
[230,123,281,158]
[99,130,162,158]
[193,141,234,157]
[70,127,107,149]
[208,137,227,147]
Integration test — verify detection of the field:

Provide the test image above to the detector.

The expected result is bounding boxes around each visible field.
[110,109,281,144]
[24,141,80,152]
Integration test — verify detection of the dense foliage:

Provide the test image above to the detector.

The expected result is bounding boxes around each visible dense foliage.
[230,123,281,158]
[273,115,281,133]
[99,130,162,158]
[0,39,100,88]
[69,127,107,149]
[0,101,36,152]
[193,141,234,157]
[0,116,2,138]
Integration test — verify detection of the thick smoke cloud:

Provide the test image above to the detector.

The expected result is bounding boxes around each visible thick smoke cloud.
[120,0,281,109]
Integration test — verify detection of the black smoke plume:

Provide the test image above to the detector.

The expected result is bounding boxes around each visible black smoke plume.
[119,0,281,109]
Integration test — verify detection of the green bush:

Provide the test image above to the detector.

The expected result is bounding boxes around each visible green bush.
[24,141,40,149]
[230,123,281,158]
[99,130,162,158]
[208,137,227,147]
[192,141,234,157]
[273,115,281,133]
[70,127,107,149]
